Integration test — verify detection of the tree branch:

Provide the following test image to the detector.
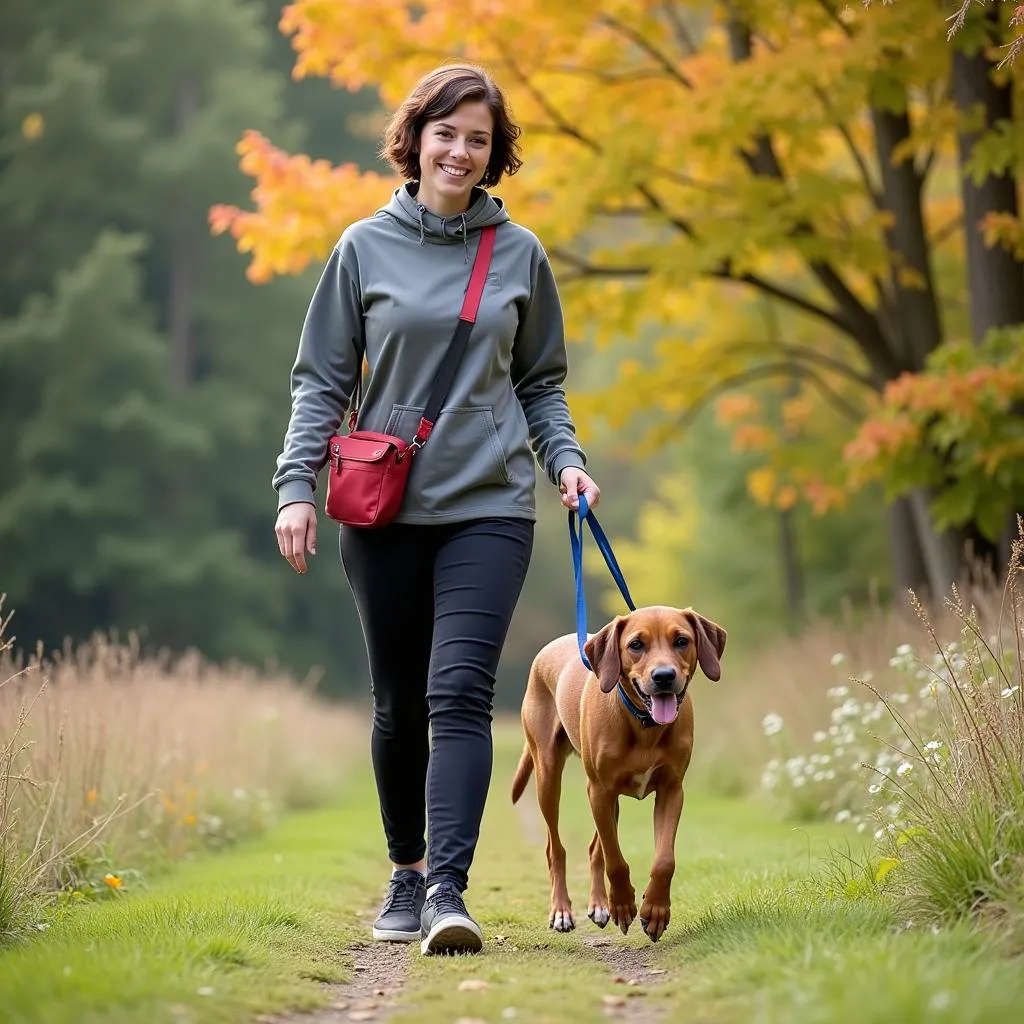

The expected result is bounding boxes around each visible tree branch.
[497,48,602,153]
[661,1,700,55]
[929,214,963,247]
[675,361,866,431]
[722,340,878,391]
[549,248,650,280]
[599,12,695,90]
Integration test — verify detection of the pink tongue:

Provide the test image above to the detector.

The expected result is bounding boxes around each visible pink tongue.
[650,694,679,725]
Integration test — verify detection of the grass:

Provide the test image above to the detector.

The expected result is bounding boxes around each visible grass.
[3,721,1024,1023]
[0,604,363,942]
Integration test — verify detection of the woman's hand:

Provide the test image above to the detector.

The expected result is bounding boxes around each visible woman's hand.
[275,502,317,574]
[559,467,601,513]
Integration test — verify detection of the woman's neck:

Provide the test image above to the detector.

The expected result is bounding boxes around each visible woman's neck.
[413,182,473,218]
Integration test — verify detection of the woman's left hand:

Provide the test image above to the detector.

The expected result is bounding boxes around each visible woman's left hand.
[558,467,601,512]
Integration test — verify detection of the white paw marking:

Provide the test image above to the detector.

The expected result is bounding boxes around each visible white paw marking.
[550,910,575,932]
[588,906,610,927]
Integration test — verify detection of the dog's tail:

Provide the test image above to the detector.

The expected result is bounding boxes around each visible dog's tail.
[510,743,534,804]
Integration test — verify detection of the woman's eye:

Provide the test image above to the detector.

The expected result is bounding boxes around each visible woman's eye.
[627,638,644,652]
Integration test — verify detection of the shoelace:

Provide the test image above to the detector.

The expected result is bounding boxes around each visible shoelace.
[383,874,422,914]
[428,883,466,917]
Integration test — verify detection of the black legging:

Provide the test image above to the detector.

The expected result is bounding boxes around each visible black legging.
[340,516,534,892]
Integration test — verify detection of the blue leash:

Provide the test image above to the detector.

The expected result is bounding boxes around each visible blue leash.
[568,494,636,670]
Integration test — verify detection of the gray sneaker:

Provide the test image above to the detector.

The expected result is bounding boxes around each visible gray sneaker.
[372,869,426,942]
[419,881,483,955]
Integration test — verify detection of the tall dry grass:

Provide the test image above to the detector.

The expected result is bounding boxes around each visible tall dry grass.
[0,599,365,942]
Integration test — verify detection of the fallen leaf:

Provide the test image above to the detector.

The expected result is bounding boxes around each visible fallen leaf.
[647,968,667,976]
[612,975,627,984]
[458,979,490,992]
[373,989,386,997]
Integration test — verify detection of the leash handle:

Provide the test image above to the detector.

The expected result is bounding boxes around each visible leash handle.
[569,494,636,670]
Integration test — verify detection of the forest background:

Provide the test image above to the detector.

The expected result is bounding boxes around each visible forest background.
[3,0,1023,709]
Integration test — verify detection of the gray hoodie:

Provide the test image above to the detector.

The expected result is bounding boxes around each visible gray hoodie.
[273,183,587,524]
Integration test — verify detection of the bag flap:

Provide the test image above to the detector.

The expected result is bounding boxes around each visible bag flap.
[329,432,402,465]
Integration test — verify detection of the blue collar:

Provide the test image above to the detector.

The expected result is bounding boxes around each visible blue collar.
[617,681,660,729]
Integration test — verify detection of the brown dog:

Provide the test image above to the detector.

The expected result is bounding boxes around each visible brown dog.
[511,606,727,942]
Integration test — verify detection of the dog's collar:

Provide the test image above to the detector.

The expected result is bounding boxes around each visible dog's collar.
[616,680,687,729]
[617,681,659,729]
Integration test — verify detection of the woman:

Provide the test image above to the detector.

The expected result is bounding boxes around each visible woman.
[273,63,600,956]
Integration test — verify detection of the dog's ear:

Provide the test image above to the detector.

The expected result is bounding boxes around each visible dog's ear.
[683,610,727,682]
[584,617,626,693]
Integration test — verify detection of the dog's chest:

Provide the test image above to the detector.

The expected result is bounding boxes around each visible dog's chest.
[626,766,657,800]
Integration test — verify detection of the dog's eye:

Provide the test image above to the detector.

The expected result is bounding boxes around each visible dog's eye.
[627,638,645,653]
[674,635,690,648]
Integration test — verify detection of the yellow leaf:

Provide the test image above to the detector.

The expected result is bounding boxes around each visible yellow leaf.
[747,466,776,507]
[21,113,44,140]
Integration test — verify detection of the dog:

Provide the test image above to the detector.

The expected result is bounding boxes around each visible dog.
[511,605,727,942]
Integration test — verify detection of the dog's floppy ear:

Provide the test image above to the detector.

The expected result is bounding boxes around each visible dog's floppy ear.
[583,616,626,693]
[684,610,727,682]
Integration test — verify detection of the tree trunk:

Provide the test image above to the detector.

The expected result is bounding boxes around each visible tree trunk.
[952,10,1024,577]
[907,488,963,600]
[871,105,943,372]
[169,78,200,390]
[887,495,930,596]
[778,506,805,635]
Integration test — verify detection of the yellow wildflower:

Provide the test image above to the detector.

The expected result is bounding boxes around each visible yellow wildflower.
[103,874,123,890]
[86,787,98,804]
[22,113,45,140]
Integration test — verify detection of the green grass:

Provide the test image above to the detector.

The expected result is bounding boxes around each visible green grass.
[2,723,1024,1023]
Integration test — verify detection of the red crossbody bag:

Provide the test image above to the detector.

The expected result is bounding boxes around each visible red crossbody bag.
[323,224,497,529]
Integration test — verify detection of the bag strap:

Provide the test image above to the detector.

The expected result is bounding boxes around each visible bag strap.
[349,224,497,444]
[568,494,636,670]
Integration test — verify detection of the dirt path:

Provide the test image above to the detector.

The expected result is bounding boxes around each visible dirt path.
[259,938,412,1024]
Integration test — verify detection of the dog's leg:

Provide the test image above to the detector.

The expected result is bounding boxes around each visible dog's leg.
[535,736,575,932]
[586,826,611,928]
[586,782,635,934]
[638,783,684,942]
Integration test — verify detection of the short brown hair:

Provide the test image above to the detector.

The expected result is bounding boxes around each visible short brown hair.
[380,64,523,188]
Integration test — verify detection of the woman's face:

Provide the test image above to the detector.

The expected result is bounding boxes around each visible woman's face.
[416,100,494,215]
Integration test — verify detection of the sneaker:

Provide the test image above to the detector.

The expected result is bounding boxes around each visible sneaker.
[371,869,426,942]
[419,881,483,955]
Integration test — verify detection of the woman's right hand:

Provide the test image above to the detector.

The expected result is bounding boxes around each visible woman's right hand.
[275,502,317,574]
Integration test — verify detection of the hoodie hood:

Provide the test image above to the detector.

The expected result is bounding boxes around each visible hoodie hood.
[379,182,511,258]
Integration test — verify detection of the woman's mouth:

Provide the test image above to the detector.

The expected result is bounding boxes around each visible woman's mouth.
[439,163,470,180]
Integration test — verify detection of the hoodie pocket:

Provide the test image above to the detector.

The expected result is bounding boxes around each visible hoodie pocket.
[384,404,513,497]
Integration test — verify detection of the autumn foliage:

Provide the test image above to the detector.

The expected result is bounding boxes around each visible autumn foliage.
[211,0,1024,553]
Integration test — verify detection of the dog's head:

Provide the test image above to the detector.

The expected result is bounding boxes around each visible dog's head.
[583,606,727,725]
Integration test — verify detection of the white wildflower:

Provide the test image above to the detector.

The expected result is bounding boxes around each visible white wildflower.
[762,712,784,736]
[830,652,846,667]
[896,762,913,777]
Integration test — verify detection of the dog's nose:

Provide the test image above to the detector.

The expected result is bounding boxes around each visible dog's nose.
[650,666,677,690]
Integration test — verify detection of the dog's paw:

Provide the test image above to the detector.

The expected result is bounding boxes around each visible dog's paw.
[609,892,637,935]
[638,902,670,942]
[587,903,610,929]
[549,909,575,932]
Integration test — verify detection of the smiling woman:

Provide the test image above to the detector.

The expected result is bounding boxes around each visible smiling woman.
[271,61,601,959]
[379,63,523,217]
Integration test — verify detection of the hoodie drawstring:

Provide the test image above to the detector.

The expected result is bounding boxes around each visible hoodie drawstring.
[414,202,470,259]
